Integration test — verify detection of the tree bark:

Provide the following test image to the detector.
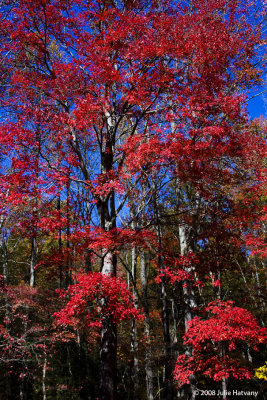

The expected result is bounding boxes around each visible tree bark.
[140,250,154,400]
[57,194,63,288]
[30,236,36,287]
[1,230,12,399]
[153,190,173,400]
[98,193,117,400]
[129,244,139,399]
[178,224,196,329]
[98,122,118,399]
[42,354,47,400]
[176,183,197,400]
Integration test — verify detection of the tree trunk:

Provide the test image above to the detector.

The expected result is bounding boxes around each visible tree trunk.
[178,224,196,329]
[140,250,154,400]
[1,230,8,285]
[98,148,117,399]
[253,260,265,319]
[222,377,227,400]
[129,244,139,399]
[1,230,12,399]
[99,196,117,400]
[42,354,47,400]
[66,177,71,287]
[170,296,178,345]
[153,190,173,400]
[179,223,197,400]
[57,194,63,289]
[221,346,228,400]
[30,236,36,287]
[100,315,117,400]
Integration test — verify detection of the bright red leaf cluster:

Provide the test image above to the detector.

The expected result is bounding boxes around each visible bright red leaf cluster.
[174,301,267,385]
[54,272,143,331]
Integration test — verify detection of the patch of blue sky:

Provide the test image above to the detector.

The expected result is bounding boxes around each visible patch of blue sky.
[247,84,266,119]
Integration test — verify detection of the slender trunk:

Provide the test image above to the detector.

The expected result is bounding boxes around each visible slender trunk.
[85,192,92,273]
[100,299,117,400]
[100,246,117,400]
[179,223,197,400]
[99,193,117,399]
[19,381,24,400]
[30,139,40,288]
[140,250,154,400]
[221,346,228,400]
[1,230,8,285]
[129,244,139,399]
[66,177,71,287]
[179,224,196,329]
[98,99,118,400]
[247,346,253,363]
[170,296,178,345]
[42,355,47,400]
[23,231,36,397]
[222,378,227,400]
[2,236,10,325]
[85,249,92,273]
[174,162,198,398]
[176,184,194,400]
[253,260,265,317]
[160,271,173,400]
[57,194,63,288]
[30,236,36,287]
[216,271,222,299]
[153,190,173,400]
[1,232,11,399]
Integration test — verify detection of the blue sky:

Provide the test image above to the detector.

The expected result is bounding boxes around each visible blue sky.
[247,86,266,119]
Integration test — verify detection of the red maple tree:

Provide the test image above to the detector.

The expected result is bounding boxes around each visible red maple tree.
[174,300,267,385]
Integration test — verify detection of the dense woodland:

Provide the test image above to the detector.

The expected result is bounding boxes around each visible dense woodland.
[0,0,266,399]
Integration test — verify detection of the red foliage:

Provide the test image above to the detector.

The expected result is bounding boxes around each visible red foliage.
[54,272,143,332]
[174,301,267,385]
[0,284,56,380]
[71,227,156,254]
